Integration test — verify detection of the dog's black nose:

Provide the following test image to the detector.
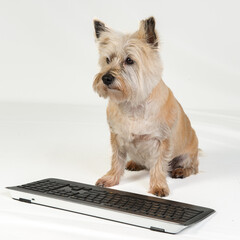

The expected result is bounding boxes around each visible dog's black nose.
[102,73,114,86]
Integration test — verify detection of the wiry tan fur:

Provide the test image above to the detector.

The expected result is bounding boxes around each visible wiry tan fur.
[93,17,199,197]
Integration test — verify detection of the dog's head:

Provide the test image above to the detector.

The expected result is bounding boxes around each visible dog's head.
[93,17,162,105]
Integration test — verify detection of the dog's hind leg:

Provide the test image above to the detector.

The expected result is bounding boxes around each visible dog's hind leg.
[170,151,199,179]
[125,160,146,171]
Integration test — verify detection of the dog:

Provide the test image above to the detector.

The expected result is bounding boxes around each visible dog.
[93,17,199,197]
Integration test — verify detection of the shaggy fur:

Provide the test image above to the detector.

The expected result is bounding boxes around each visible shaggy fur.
[93,17,199,197]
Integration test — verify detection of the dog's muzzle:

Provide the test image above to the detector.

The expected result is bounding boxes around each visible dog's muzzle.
[102,73,115,86]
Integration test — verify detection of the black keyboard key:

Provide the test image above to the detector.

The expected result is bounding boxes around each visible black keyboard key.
[70,186,82,191]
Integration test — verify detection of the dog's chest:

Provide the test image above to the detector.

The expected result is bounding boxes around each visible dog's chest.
[108,108,166,167]
[109,112,155,142]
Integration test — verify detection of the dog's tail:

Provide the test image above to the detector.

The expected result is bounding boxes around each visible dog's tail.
[198,148,204,157]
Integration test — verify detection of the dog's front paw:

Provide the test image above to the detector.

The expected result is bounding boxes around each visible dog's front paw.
[149,185,170,197]
[95,175,119,188]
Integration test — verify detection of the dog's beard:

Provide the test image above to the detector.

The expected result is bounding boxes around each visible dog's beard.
[121,67,140,104]
[121,65,161,105]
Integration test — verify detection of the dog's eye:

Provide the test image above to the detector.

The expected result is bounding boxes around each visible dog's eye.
[106,57,110,64]
[125,57,134,65]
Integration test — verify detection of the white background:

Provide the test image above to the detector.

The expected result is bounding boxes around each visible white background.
[0,1,240,240]
[0,0,240,110]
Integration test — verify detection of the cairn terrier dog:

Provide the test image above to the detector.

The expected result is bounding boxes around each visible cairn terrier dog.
[93,17,199,197]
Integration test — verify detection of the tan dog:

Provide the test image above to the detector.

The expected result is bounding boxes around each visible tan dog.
[93,17,199,197]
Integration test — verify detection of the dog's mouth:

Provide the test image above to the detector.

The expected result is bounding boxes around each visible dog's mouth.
[107,85,120,91]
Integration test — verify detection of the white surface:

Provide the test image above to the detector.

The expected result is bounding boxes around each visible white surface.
[0,0,240,110]
[0,103,240,239]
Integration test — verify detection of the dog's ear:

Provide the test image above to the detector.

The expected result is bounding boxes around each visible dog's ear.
[139,17,158,47]
[94,20,108,39]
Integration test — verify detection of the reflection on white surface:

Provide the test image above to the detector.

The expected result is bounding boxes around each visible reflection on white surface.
[0,103,239,239]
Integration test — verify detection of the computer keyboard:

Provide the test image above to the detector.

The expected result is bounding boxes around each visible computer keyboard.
[7,178,215,234]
